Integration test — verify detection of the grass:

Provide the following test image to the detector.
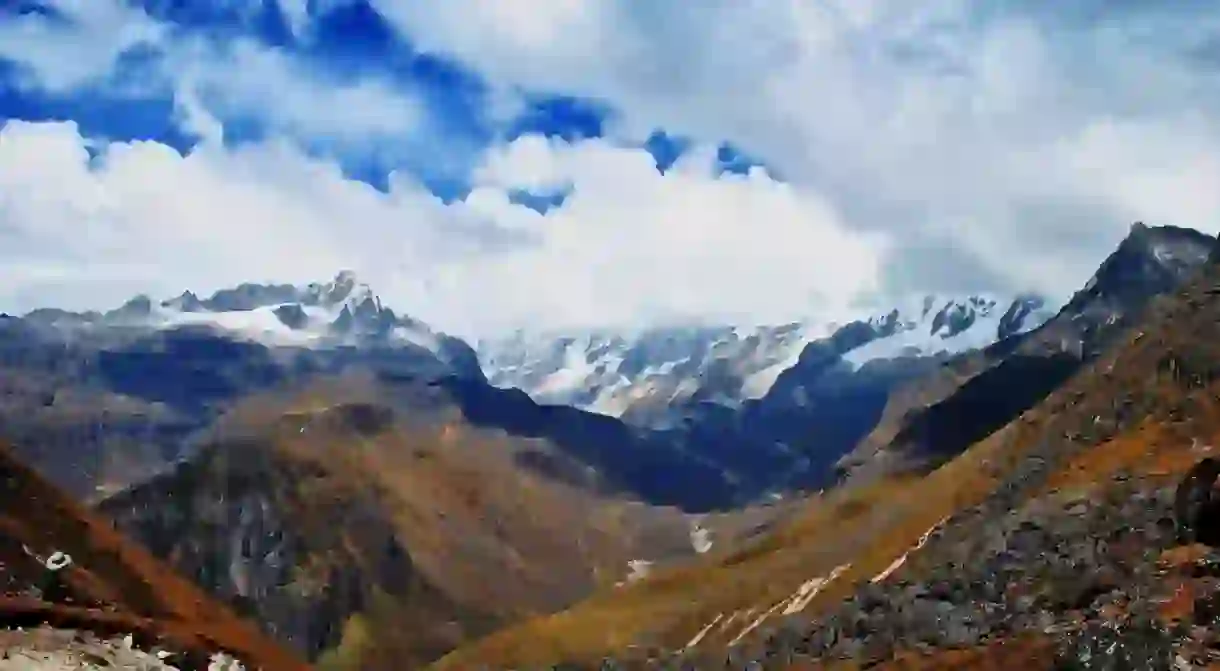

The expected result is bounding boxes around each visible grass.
[436,369,1220,669]
[429,455,1016,669]
[315,614,374,671]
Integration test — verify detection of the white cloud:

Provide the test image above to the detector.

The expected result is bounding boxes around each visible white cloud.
[371,0,1220,302]
[452,135,888,332]
[0,120,885,337]
[0,0,427,147]
[6,0,1220,337]
[0,0,165,92]
[168,39,423,144]
[0,120,427,311]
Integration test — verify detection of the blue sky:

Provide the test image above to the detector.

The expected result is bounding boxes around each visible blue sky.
[2,0,1220,336]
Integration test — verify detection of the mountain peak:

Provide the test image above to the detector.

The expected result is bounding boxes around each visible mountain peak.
[20,272,452,355]
[303,269,378,311]
[1073,223,1214,312]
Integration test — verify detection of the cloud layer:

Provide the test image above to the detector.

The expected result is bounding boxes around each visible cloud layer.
[2,0,1220,337]
[0,120,882,336]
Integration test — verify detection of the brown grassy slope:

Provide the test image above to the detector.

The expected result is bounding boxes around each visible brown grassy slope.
[435,241,1220,670]
[101,375,706,669]
[0,442,309,671]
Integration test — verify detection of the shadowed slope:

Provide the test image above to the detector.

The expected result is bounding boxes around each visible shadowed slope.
[0,442,309,670]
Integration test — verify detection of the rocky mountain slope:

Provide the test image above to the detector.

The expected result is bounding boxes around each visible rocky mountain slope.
[0,441,307,670]
[840,222,1215,483]
[0,270,481,502]
[432,224,1220,670]
[97,374,716,668]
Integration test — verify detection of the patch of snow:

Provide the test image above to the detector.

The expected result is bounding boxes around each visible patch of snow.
[682,613,724,651]
[689,521,713,554]
[717,610,744,634]
[533,340,608,397]
[624,559,652,583]
[1150,240,1210,267]
[729,563,851,646]
[740,322,834,398]
[871,516,947,584]
[73,272,451,354]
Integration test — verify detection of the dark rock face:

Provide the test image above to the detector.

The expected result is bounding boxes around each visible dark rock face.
[98,440,426,661]
[603,478,1191,670]
[202,283,301,313]
[884,353,1081,471]
[326,402,396,437]
[273,303,309,330]
[161,290,205,312]
[998,295,1049,341]
[1174,457,1220,546]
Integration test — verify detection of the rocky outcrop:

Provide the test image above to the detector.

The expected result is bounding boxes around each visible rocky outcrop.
[1174,457,1220,546]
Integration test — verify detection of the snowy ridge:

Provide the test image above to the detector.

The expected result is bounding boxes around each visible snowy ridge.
[840,293,1053,368]
[477,321,833,420]
[477,294,1056,420]
[25,271,445,353]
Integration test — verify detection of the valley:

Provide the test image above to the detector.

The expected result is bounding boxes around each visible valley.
[5,1,1220,668]
[2,222,1219,668]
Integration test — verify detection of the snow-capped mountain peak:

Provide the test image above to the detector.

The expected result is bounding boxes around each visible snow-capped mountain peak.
[300,269,381,313]
[29,271,447,353]
[840,293,1051,367]
[477,294,1057,425]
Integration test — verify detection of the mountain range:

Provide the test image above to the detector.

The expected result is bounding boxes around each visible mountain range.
[3,221,1220,669]
[477,293,1056,425]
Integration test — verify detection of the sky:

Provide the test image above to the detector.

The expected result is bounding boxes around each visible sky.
[2,0,1220,338]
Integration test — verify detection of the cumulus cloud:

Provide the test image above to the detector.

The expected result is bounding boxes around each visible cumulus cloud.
[454,135,888,332]
[373,0,1220,301]
[0,119,885,336]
